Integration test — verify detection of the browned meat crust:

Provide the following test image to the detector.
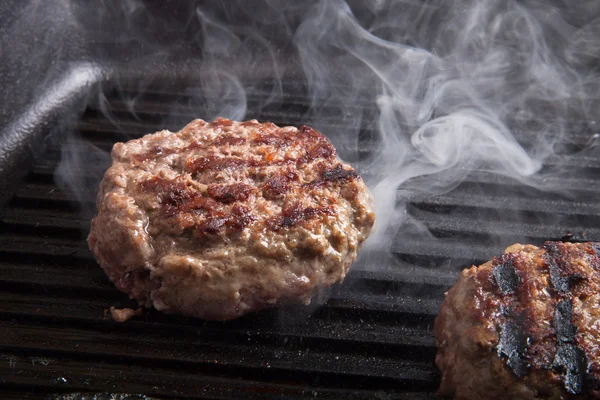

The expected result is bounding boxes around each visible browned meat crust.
[434,242,600,399]
[88,118,375,320]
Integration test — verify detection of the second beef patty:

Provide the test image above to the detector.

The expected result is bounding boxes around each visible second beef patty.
[435,241,600,399]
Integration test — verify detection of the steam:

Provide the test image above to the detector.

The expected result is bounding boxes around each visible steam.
[294,0,600,259]
[50,0,600,268]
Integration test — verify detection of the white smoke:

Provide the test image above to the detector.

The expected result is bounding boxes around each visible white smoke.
[293,0,600,263]
[48,0,600,269]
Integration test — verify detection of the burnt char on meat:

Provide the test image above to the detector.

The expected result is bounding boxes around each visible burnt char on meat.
[88,118,375,320]
[434,242,600,399]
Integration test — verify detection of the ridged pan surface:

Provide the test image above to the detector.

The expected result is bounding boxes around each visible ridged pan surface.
[0,84,598,399]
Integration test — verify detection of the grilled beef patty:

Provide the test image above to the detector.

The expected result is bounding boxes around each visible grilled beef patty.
[88,118,375,320]
[434,242,600,399]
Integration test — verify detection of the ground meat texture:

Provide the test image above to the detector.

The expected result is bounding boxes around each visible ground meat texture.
[88,118,375,321]
[434,242,600,400]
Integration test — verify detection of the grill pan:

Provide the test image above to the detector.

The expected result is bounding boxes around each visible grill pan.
[1,1,600,399]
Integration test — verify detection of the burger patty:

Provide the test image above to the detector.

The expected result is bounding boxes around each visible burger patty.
[88,118,375,320]
[434,242,600,399]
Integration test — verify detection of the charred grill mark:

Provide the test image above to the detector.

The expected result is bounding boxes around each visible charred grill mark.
[266,202,333,231]
[307,164,359,188]
[253,124,336,163]
[184,126,337,175]
[164,191,219,216]
[141,178,255,235]
[141,177,218,217]
[544,244,592,394]
[490,254,530,379]
[135,133,247,162]
[207,183,251,203]
[137,121,357,240]
[262,171,298,199]
[163,187,188,213]
[322,164,358,181]
[134,122,336,169]
[479,243,600,394]
[497,307,529,378]
[263,175,290,199]
[302,207,322,220]
[279,201,303,229]
[253,132,293,148]
[303,142,336,162]
[194,205,255,237]
[545,242,587,293]
[186,148,336,175]
[141,177,188,215]
[492,255,520,294]
[250,125,335,157]
[229,204,255,231]
[549,262,579,293]
[298,125,336,162]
